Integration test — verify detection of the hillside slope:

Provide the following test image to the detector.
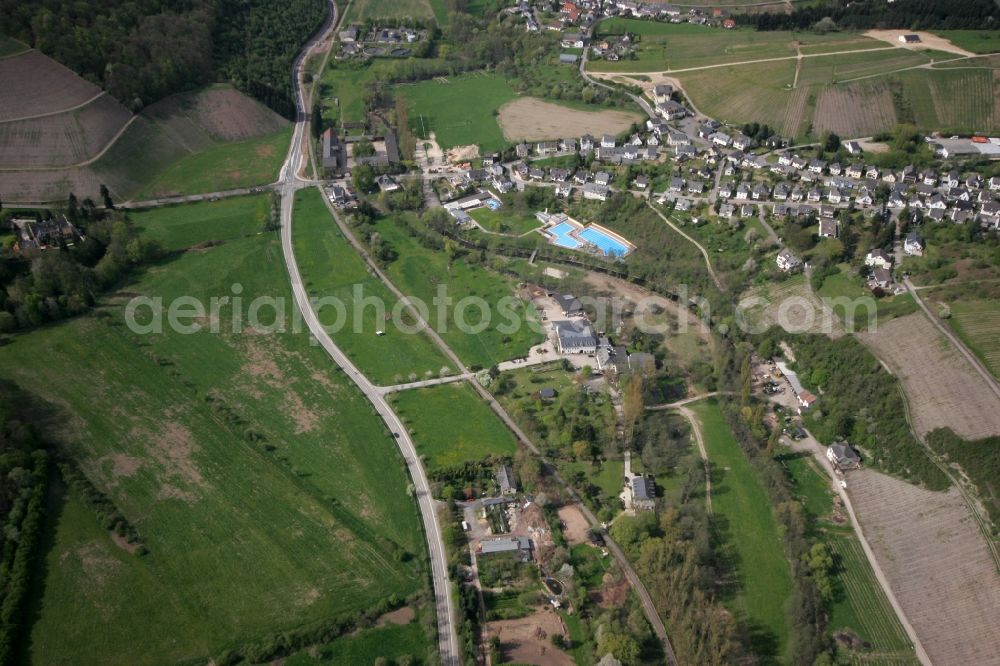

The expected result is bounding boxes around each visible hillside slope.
[0,49,291,204]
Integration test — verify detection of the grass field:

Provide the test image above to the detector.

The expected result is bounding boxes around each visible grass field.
[129,194,269,251]
[592,22,997,138]
[344,0,434,22]
[816,266,917,331]
[562,459,624,498]
[589,22,885,73]
[292,188,450,384]
[284,622,431,664]
[468,206,541,235]
[135,127,291,199]
[390,382,518,470]
[397,73,517,151]
[778,451,834,521]
[894,67,999,133]
[691,400,792,658]
[932,30,1000,54]
[373,214,545,369]
[3,205,427,664]
[946,299,1000,379]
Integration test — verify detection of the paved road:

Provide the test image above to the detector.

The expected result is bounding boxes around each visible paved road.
[275,2,460,664]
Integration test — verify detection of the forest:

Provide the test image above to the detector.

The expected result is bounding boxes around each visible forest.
[0,0,327,115]
[746,0,999,31]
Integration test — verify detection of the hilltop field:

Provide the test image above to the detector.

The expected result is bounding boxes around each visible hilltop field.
[588,21,999,139]
[0,48,291,204]
[0,197,431,664]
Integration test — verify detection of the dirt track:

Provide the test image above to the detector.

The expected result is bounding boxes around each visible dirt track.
[864,30,976,57]
[498,97,641,141]
[847,469,1000,665]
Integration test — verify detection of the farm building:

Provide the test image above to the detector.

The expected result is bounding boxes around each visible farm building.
[555,293,584,317]
[480,537,532,558]
[10,216,79,254]
[631,477,656,511]
[898,34,921,44]
[321,128,344,172]
[497,465,517,495]
[553,319,598,354]
[826,442,861,470]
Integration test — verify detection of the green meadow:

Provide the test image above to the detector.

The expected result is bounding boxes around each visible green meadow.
[292,188,450,384]
[397,73,517,151]
[373,214,545,369]
[391,382,518,470]
[129,194,269,252]
[691,400,792,659]
[136,127,292,199]
[3,203,428,664]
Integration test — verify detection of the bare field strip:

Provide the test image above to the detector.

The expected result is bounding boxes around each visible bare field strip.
[858,312,1000,440]
[146,86,289,142]
[0,94,131,168]
[813,82,897,138]
[0,167,104,205]
[497,97,642,142]
[847,469,1000,666]
[0,50,103,121]
[864,30,976,57]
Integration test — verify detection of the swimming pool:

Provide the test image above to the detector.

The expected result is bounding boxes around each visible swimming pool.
[547,222,582,249]
[577,227,631,257]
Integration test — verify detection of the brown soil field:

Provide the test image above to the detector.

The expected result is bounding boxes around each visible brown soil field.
[557,504,591,546]
[484,607,572,666]
[147,86,288,143]
[0,50,103,121]
[0,94,131,168]
[864,30,976,57]
[847,469,1000,665]
[0,167,105,205]
[740,275,844,339]
[813,81,898,138]
[858,312,1000,440]
[498,97,642,142]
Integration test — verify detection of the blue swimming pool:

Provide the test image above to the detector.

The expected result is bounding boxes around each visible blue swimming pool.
[548,222,582,249]
[577,227,631,257]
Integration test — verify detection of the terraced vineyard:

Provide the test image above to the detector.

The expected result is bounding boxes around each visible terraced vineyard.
[896,67,998,132]
[947,299,1000,379]
[813,81,898,138]
[828,535,916,664]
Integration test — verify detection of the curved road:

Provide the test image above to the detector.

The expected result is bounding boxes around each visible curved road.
[277,2,460,664]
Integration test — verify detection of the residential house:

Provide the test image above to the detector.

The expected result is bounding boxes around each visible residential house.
[827,442,861,470]
[871,265,893,290]
[903,232,924,256]
[583,182,609,201]
[776,249,801,272]
[865,249,893,269]
[818,218,838,238]
[601,134,616,148]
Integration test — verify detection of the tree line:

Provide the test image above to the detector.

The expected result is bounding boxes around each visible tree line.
[745,0,999,32]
